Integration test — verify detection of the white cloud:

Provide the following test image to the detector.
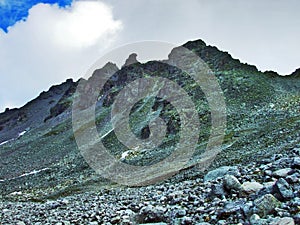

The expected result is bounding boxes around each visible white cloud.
[1,0,300,112]
[31,1,122,49]
[0,0,122,112]
[108,0,300,75]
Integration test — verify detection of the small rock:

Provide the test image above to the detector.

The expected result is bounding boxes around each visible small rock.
[223,175,242,191]
[286,173,299,183]
[180,216,193,224]
[88,222,98,225]
[138,205,165,223]
[253,194,281,217]
[209,184,226,199]
[272,168,293,178]
[265,170,273,176]
[61,222,71,225]
[256,184,274,198]
[273,178,294,201]
[217,220,226,225]
[270,217,295,225]
[292,157,300,169]
[121,219,131,225]
[217,202,241,219]
[16,222,26,225]
[293,147,300,155]
[46,201,60,210]
[264,181,277,188]
[293,214,300,224]
[168,191,184,200]
[204,166,239,182]
[2,209,11,214]
[249,214,268,225]
[177,209,187,217]
[242,202,253,218]
[241,181,264,194]
[111,216,121,224]
[249,214,259,223]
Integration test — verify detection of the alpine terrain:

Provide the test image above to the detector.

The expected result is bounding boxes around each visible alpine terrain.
[1,39,300,224]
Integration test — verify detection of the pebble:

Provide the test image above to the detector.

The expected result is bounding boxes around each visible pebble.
[204,166,239,182]
[223,175,242,191]
[270,217,295,225]
[292,157,300,169]
[273,178,294,201]
[241,181,264,194]
[272,168,293,178]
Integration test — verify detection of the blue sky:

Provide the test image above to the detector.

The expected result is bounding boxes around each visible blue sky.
[0,0,72,32]
[0,0,300,112]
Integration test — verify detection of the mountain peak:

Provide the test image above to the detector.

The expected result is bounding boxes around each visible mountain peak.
[182,39,258,73]
[183,39,207,49]
[122,53,139,68]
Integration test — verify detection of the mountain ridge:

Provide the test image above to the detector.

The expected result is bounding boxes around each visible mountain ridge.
[0,39,300,116]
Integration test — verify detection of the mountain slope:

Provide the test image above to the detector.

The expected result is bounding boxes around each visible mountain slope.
[0,39,299,200]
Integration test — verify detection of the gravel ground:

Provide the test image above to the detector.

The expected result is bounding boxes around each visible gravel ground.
[1,147,300,225]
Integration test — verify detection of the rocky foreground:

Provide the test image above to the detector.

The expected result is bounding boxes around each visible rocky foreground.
[1,146,299,225]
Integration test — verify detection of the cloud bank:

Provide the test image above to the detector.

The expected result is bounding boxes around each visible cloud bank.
[0,0,72,32]
[0,0,122,111]
[1,0,300,112]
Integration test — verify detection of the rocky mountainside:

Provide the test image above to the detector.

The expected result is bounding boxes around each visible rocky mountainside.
[0,39,299,224]
[2,147,300,224]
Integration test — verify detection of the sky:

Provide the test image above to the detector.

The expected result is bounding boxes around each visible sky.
[0,0,299,112]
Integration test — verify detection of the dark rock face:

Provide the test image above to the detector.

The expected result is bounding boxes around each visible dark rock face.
[0,38,300,224]
[44,79,77,122]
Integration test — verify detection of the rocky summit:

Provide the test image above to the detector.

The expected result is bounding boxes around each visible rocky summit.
[0,39,300,224]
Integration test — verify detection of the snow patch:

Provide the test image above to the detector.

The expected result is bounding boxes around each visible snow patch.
[0,137,15,146]
[0,130,28,146]
[18,130,27,137]
[0,140,9,146]
[0,168,50,182]
[120,148,141,160]
[10,191,22,196]
[121,151,130,160]
[18,168,49,178]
